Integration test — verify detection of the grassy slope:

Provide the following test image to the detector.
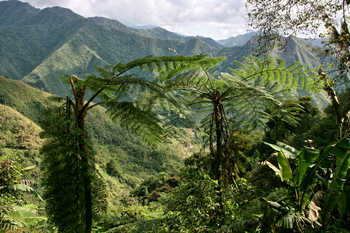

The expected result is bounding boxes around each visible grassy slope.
[21,19,185,97]
[0,76,196,188]
[0,104,43,150]
[0,76,53,124]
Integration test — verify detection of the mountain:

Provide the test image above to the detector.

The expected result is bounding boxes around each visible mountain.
[90,16,225,49]
[177,37,219,56]
[217,31,259,47]
[91,17,186,41]
[0,0,329,107]
[218,35,325,70]
[0,0,39,27]
[192,36,225,49]
[129,25,158,29]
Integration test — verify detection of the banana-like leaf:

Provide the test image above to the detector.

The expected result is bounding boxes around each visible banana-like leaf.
[294,146,320,189]
[263,141,298,159]
[338,186,348,216]
[277,151,293,181]
[265,161,281,177]
[322,151,350,214]
[300,135,350,192]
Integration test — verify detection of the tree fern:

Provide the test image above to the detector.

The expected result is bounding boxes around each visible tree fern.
[162,54,318,189]
[40,102,107,233]
[40,55,222,232]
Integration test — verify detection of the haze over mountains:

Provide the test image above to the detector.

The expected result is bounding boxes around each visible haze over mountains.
[0,0,327,106]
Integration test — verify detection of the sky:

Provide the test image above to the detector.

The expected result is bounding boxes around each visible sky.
[19,0,250,40]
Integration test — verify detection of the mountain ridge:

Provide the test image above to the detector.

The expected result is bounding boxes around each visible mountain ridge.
[0,0,329,107]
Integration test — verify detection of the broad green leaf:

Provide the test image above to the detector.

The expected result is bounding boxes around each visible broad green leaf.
[277,151,293,181]
[338,187,347,215]
[263,141,297,159]
[265,161,281,177]
[322,152,350,214]
[335,136,350,149]
[294,146,320,187]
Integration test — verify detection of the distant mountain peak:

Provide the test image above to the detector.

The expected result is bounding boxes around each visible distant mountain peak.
[0,0,40,26]
[129,25,158,29]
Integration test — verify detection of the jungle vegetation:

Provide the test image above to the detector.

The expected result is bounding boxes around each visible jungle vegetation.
[1,0,350,232]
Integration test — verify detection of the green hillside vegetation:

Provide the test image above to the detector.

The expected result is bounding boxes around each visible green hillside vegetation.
[0,104,43,150]
[0,75,52,124]
[85,104,198,187]
[0,0,330,107]
[0,76,195,187]
[90,16,225,50]
[3,1,350,232]
[0,74,201,231]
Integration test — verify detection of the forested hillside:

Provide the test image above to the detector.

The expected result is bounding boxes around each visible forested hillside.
[0,0,328,104]
[2,0,350,232]
[0,75,195,186]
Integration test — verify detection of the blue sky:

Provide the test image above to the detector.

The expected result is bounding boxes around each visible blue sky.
[19,0,249,40]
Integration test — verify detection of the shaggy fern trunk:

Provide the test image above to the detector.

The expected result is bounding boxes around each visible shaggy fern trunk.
[74,83,93,233]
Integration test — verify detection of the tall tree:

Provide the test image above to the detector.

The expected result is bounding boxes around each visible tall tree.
[160,54,317,188]
[40,54,223,233]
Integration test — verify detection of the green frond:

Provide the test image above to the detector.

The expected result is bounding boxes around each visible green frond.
[112,54,224,77]
[47,95,65,103]
[106,101,165,144]
[276,58,286,68]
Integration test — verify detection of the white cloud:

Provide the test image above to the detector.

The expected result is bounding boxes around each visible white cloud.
[22,0,250,40]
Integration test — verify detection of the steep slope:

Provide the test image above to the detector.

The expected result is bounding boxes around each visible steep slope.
[0,76,52,124]
[176,37,219,57]
[0,6,88,81]
[21,19,184,97]
[0,104,43,150]
[0,76,195,187]
[192,36,225,50]
[218,35,324,71]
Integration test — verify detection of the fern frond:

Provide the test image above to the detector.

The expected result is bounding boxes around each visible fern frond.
[47,96,65,103]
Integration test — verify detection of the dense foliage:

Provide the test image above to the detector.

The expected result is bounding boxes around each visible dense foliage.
[3,1,350,232]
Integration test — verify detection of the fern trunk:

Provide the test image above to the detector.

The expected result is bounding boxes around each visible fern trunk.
[212,91,226,227]
[213,92,224,184]
[75,84,93,233]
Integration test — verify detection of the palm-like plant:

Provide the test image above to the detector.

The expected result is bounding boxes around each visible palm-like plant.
[160,54,318,188]
[40,54,223,233]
